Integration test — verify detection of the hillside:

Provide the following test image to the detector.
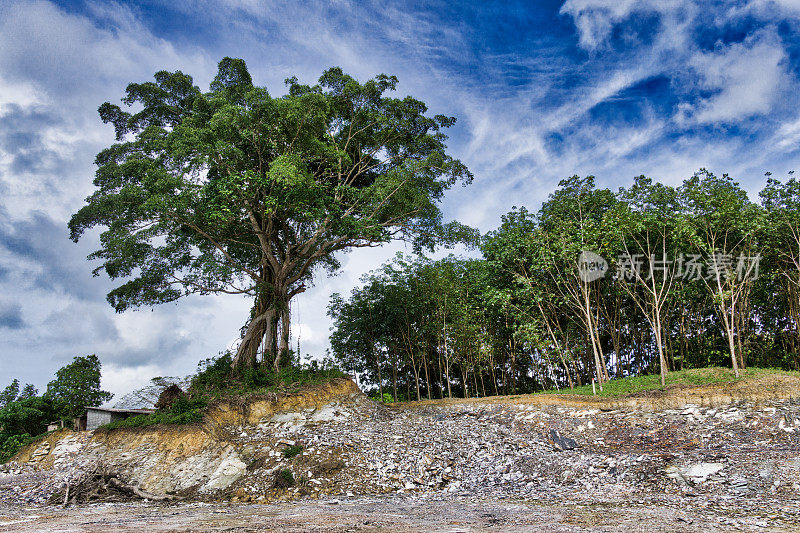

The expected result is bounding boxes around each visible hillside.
[1,370,800,531]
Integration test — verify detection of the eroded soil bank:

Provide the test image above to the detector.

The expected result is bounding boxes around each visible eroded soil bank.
[2,373,800,532]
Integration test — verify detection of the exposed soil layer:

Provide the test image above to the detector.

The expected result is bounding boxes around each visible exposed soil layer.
[2,374,800,531]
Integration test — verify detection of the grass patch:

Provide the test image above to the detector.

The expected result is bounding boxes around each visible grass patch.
[282,444,304,458]
[543,367,800,398]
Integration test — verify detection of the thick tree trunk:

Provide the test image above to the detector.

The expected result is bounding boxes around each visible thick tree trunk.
[233,303,273,369]
[277,303,291,372]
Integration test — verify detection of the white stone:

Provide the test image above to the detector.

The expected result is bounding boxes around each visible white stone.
[683,463,724,484]
[202,454,247,491]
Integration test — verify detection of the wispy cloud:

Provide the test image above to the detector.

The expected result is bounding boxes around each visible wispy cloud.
[1,0,800,397]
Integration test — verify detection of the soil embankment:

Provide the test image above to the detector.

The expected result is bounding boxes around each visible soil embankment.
[3,372,800,531]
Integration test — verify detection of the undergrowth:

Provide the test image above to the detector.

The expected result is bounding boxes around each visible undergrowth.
[190,353,345,398]
[545,366,800,397]
[99,352,345,430]
[100,396,207,430]
[282,444,304,458]
[0,432,47,463]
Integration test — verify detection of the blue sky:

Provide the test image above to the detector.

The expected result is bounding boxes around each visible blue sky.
[2,0,800,399]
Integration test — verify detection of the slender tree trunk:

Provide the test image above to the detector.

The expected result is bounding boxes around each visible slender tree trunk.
[654,307,666,387]
[410,353,421,401]
[424,351,432,400]
[508,338,517,394]
[392,352,399,402]
[444,352,452,399]
[373,344,383,400]
[490,356,499,396]
[583,283,606,384]
[538,302,574,389]
[571,358,583,386]
[436,343,443,399]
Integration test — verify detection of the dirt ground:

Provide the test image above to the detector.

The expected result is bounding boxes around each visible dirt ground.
[0,494,784,533]
[4,372,800,532]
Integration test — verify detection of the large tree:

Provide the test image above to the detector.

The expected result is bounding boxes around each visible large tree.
[70,58,472,370]
[45,354,113,420]
[612,176,686,386]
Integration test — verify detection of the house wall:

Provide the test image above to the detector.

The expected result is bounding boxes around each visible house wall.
[86,410,112,431]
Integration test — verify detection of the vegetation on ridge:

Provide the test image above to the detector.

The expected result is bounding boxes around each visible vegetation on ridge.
[98,353,345,431]
[330,172,800,402]
[546,367,800,398]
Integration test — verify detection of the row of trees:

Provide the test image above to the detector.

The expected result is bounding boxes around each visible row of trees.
[0,355,112,461]
[329,170,800,400]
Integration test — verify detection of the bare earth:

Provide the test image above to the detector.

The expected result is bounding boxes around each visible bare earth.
[0,495,780,532]
[3,373,800,532]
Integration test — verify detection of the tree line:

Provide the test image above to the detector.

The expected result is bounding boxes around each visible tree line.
[0,355,112,462]
[329,170,800,401]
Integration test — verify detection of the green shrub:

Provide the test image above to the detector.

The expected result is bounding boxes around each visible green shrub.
[99,352,345,431]
[282,444,303,458]
[188,352,345,398]
[100,394,208,430]
[0,433,35,463]
[275,468,294,488]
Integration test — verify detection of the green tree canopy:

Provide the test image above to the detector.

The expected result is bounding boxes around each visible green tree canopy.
[45,355,113,419]
[69,57,473,370]
[0,380,19,408]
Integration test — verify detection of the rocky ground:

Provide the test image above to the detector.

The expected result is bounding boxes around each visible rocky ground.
[2,385,800,531]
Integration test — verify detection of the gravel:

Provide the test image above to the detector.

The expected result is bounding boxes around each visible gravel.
[3,394,800,531]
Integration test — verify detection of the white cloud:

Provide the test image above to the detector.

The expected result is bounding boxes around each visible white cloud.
[560,0,641,50]
[0,1,212,220]
[0,78,42,109]
[744,0,800,17]
[100,363,165,406]
[682,33,788,124]
[774,116,800,150]
[2,0,800,398]
[560,0,689,51]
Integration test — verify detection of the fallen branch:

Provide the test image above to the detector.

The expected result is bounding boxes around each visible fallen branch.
[52,466,174,506]
[107,477,173,501]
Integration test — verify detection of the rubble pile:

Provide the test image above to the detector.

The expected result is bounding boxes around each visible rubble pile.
[230,397,800,506]
[2,387,800,527]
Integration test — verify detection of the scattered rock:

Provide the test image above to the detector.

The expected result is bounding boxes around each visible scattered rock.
[546,429,578,451]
